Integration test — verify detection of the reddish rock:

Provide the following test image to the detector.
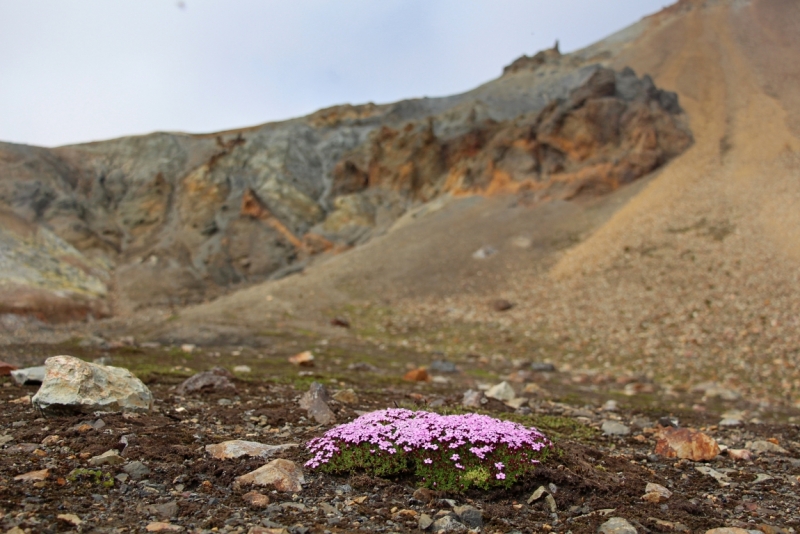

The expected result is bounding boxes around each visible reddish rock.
[655,427,720,461]
[235,459,305,492]
[242,491,270,508]
[492,299,514,312]
[288,351,315,367]
[0,361,17,376]
[403,368,430,382]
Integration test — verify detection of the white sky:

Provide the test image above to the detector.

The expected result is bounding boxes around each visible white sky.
[0,1,670,147]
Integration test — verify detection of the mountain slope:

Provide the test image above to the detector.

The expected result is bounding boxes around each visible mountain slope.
[163,0,800,405]
[0,48,688,320]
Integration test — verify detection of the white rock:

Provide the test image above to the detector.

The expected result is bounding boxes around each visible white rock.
[602,421,631,436]
[10,366,46,385]
[233,365,252,373]
[485,381,515,402]
[695,466,731,486]
[205,440,297,460]
[32,356,153,415]
[598,517,637,534]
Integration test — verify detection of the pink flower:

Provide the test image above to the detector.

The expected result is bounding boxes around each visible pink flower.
[424,458,432,464]
[496,472,506,480]
[495,462,504,470]
[451,453,460,461]
[455,463,464,469]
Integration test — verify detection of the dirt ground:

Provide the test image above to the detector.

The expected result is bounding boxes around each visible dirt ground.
[1,339,798,533]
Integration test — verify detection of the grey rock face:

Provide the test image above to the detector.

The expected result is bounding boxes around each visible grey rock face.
[31,356,153,415]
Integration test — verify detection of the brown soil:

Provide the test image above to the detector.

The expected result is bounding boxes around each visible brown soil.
[0,342,798,533]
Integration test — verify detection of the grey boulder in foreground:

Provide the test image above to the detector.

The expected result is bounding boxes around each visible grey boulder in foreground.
[32,355,153,415]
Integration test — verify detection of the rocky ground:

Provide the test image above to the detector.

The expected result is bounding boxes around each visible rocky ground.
[0,336,798,534]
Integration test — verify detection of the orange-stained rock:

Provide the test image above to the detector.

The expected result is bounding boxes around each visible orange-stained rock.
[0,361,18,376]
[14,469,49,482]
[727,449,752,461]
[288,351,315,367]
[654,427,720,461]
[404,368,430,382]
[242,491,270,508]
[235,459,305,492]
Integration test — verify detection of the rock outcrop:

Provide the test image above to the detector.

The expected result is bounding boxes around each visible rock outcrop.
[0,54,690,319]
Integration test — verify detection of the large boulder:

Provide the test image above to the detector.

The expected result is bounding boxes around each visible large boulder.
[32,356,153,415]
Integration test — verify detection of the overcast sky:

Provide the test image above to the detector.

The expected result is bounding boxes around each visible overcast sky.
[0,1,669,147]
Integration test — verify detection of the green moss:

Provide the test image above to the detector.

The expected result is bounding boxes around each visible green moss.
[68,468,114,488]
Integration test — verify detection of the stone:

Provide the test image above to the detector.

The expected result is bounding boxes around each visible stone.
[545,494,557,512]
[602,400,618,411]
[642,482,672,503]
[235,459,305,492]
[472,246,497,259]
[288,351,315,366]
[299,382,335,425]
[429,360,458,373]
[124,461,151,480]
[654,427,720,461]
[248,528,290,534]
[0,361,18,376]
[602,421,631,436]
[330,317,350,328]
[243,491,270,508]
[485,381,515,402]
[598,517,637,534]
[752,473,774,484]
[704,529,751,534]
[233,365,252,373]
[727,449,752,461]
[418,513,434,530]
[299,382,331,408]
[205,440,297,460]
[510,236,532,248]
[412,487,436,503]
[530,362,556,372]
[180,344,196,353]
[88,450,125,466]
[146,523,183,532]
[528,486,548,504]
[332,389,358,404]
[453,505,482,528]
[461,389,486,408]
[31,356,152,415]
[176,367,235,395]
[14,469,49,482]
[404,368,430,382]
[719,418,741,427]
[41,434,61,446]
[506,397,529,409]
[492,299,514,312]
[57,514,82,526]
[10,366,46,385]
[0,434,13,446]
[695,466,732,486]
[746,440,788,454]
[147,501,179,519]
[432,515,467,532]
